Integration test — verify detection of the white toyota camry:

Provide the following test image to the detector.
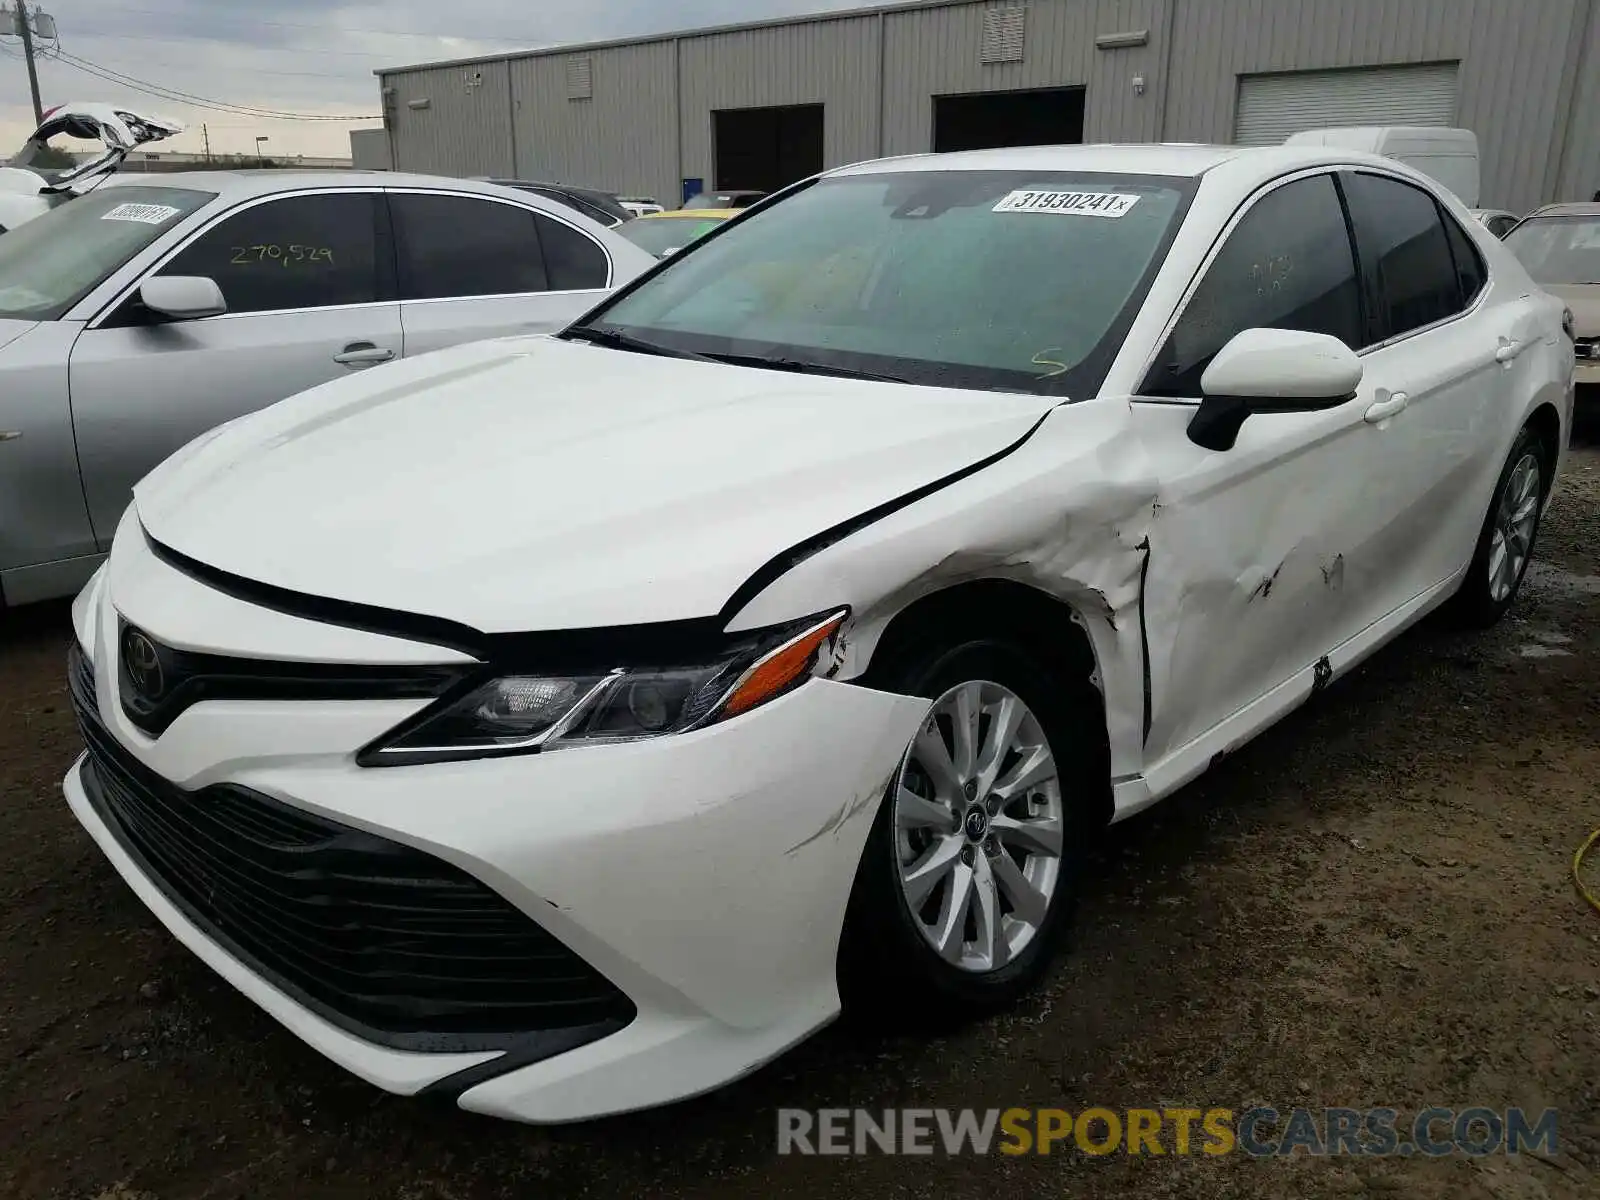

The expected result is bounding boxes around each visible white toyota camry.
[65,144,1574,1123]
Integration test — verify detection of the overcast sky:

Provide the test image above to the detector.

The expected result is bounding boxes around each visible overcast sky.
[0,0,873,160]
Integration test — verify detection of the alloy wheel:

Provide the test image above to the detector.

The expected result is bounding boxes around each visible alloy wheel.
[892,679,1064,973]
[1487,452,1541,603]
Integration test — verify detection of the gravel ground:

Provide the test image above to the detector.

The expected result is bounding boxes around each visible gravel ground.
[2,432,1597,1200]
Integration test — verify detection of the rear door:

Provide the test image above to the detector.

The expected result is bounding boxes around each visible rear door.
[1338,170,1522,605]
[68,189,401,546]
[387,189,615,357]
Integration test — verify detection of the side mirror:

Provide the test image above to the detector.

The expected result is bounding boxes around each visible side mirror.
[138,275,226,322]
[1187,328,1363,451]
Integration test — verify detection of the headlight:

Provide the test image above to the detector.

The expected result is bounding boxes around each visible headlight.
[358,609,846,766]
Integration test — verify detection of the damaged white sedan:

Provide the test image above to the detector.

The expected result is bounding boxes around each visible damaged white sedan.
[64,143,1574,1123]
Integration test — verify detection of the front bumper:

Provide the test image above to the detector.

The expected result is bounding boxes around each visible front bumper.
[64,537,928,1122]
[1575,357,1600,388]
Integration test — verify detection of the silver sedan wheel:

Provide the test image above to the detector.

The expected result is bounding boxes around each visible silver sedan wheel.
[893,679,1064,974]
[1488,452,1541,603]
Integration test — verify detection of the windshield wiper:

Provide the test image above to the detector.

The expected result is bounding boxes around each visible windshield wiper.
[699,351,913,385]
[562,325,717,363]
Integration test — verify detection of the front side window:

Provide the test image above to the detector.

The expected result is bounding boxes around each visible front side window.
[586,170,1194,396]
[0,185,214,320]
[158,192,379,315]
[392,193,548,299]
[1504,215,1600,286]
[1144,174,1362,397]
[1342,172,1464,341]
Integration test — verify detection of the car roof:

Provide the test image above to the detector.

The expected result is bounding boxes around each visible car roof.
[101,169,569,206]
[825,142,1446,184]
[1524,202,1600,218]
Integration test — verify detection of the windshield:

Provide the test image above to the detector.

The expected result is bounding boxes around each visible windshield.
[583,170,1194,395]
[1504,216,1600,285]
[620,216,728,258]
[0,185,213,320]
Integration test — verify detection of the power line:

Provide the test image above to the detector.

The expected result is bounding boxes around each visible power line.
[45,48,379,120]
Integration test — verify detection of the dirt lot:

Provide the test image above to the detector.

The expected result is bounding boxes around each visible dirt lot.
[3,436,1598,1200]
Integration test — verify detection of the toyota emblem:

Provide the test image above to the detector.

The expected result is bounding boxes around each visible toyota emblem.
[121,627,165,700]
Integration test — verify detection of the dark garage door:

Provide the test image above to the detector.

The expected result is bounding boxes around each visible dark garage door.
[933,87,1086,153]
[713,104,824,193]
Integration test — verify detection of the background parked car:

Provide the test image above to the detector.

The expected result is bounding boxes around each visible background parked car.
[680,189,764,210]
[477,179,634,228]
[1471,208,1521,238]
[0,171,653,606]
[617,196,665,217]
[617,207,738,258]
[1503,201,1600,389]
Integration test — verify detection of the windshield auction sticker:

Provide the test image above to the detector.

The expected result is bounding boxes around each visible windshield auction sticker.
[100,203,181,225]
[992,190,1140,217]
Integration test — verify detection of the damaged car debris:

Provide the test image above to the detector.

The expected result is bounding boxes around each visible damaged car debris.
[63,142,1575,1123]
[0,101,183,233]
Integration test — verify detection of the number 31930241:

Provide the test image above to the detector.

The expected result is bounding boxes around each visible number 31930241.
[229,244,335,266]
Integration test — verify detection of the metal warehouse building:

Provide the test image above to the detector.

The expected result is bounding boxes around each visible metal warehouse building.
[371,0,1600,215]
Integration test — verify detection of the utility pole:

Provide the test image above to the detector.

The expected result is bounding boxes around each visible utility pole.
[202,122,211,162]
[14,0,43,124]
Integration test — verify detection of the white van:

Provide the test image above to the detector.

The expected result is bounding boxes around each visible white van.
[1284,126,1480,207]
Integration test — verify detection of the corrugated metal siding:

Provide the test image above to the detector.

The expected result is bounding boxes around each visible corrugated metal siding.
[1163,0,1582,211]
[1233,63,1459,145]
[1556,0,1600,200]
[380,59,514,177]
[374,0,1590,211]
[882,0,1170,155]
[509,41,679,204]
[677,15,882,185]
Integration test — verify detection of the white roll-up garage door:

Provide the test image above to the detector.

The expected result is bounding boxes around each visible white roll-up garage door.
[1233,63,1459,146]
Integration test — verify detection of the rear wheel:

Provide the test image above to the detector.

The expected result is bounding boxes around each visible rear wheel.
[1447,424,1550,628]
[839,638,1101,1019]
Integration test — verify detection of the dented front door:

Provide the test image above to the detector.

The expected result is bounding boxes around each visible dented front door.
[1132,397,1390,763]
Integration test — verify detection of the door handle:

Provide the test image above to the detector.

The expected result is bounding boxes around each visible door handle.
[1363,391,1409,424]
[1495,336,1527,364]
[333,343,395,367]
[0,430,20,443]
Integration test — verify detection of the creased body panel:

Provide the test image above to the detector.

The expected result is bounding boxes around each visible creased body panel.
[728,398,1161,784]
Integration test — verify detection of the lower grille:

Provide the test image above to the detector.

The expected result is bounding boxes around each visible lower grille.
[69,644,635,1053]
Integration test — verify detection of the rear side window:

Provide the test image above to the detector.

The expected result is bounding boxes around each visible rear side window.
[1341,172,1464,342]
[1145,174,1362,397]
[159,192,379,315]
[536,214,609,290]
[391,193,548,299]
[1441,209,1487,307]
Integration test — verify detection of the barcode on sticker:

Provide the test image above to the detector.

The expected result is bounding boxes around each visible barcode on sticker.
[101,203,181,225]
[992,190,1140,217]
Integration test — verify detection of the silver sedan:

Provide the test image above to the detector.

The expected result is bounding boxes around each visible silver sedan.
[0,170,654,606]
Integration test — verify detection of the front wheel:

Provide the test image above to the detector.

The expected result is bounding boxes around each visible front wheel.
[839,639,1100,1019]
[1447,424,1550,628]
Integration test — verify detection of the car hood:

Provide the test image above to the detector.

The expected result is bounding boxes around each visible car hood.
[1544,284,1600,336]
[134,336,1058,634]
[0,319,37,352]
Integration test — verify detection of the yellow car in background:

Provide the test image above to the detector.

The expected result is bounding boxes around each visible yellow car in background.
[618,208,738,258]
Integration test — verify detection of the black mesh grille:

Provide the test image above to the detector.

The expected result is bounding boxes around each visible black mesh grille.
[69,643,634,1053]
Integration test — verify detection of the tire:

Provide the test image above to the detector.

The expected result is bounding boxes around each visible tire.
[838,637,1101,1022]
[1446,424,1551,629]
